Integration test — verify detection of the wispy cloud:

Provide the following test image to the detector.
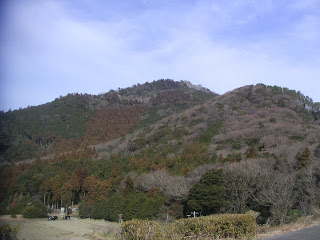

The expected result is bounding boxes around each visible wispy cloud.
[1,0,319,111]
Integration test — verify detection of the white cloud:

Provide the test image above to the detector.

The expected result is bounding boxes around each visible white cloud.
[1,0,320,111]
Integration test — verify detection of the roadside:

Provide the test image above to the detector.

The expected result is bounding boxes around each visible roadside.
[261,225,320,240]
[256,216,320,239]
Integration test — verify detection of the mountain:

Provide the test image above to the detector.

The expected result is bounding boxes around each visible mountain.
[1,79,320,225]
[0,79,215,162]
[1,80,319,166]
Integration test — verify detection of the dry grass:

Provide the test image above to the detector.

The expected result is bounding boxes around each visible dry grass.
[0,215,120,240]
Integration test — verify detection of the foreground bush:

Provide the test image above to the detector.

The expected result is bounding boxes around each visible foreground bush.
[172,214,256,239]
[0,224,20,240]
[121,219,162,240]
[121,214,256,239]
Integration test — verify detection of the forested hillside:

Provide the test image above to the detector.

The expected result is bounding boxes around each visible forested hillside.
[0,80,320,226]
[0,79,214,162]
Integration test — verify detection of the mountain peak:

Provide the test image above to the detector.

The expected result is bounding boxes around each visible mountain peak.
[181,80,212,93]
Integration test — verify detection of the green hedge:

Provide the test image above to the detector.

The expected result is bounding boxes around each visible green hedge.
[121,214,256,239]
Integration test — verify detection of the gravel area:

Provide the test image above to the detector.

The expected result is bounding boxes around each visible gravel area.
[0,215,120,240]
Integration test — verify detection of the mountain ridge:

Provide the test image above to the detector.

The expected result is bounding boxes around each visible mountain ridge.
[1,80,319,166]
[0,79,216,162]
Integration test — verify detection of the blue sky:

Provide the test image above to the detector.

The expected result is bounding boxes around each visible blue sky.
[1,0,320,111]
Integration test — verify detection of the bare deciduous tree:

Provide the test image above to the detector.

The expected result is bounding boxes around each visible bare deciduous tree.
[137,170,191,200]
[296,162,320,215]
[253,160,297,225]
[224,161,257,213]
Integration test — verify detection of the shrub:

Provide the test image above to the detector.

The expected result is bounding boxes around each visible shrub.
[244,137,260,146]
[269,118,277,123]
[171,214,256,239]
[232,142,242,150]
[0,224,20,240]
[121,219,162,240]
[286,209,301,223]
[22,201,48,218]
[120,214,256,239]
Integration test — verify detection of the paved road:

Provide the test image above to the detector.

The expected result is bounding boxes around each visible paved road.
[263,225,320,240]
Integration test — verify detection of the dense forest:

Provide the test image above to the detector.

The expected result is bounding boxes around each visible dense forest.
[0,79,320,226]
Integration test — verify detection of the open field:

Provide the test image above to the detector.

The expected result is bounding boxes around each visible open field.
[0,215,120,240]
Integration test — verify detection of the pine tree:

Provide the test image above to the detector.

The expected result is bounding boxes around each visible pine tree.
[187,169,225,215]
[124,177,134,196]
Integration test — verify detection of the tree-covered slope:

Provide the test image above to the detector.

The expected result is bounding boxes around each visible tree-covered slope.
[0,80,320,226]
[0,79,216,162]
[91,83,320,173]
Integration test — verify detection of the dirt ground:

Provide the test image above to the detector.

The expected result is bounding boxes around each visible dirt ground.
[0,215,120,240]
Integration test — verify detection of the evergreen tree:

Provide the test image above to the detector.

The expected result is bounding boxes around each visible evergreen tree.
[124,177,134,196]
[297,147,311,169]
[187,169,225,215]
[22,201,49,218]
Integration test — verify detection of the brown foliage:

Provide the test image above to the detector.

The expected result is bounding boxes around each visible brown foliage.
[83,176,110,205]
[297,147,311,169]
[69,166,88,192]
[146,187,162,198]
[83,106,147,145]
